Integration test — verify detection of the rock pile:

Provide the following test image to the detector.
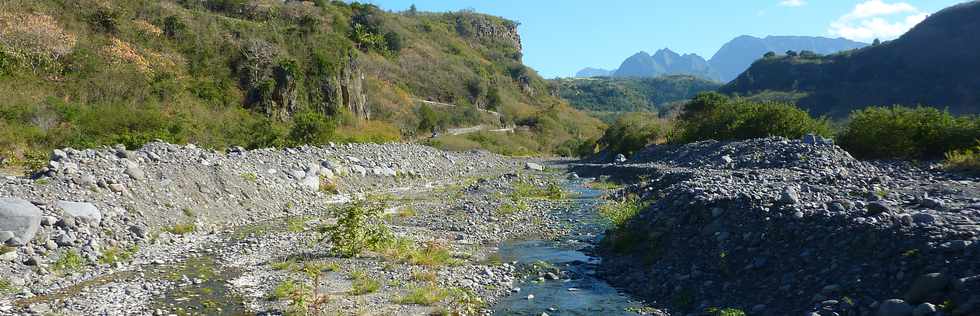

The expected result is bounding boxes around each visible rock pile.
[576,137,980,315]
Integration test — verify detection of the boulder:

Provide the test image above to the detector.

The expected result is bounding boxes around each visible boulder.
[878,299,913,316]
[913,303,937,316]
[300,176,320,191]
[525,162,545,171]
[780,187,800,204]
[0,231,13,243]
[866,202,892,216]
[905,273,949,304]
[55,201,102,225]
[614,154,627,163]
[0,198,42,246]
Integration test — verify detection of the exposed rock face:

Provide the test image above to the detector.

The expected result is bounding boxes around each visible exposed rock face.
[454,13,522,56]
[238,39,297,121]
[325,49,368,119]
[0,198,42,246]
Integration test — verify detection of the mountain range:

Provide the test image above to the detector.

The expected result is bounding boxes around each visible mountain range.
[577,36,867,82]
[722,1,980,116]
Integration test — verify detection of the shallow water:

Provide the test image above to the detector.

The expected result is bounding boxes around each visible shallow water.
[492,181,646,316]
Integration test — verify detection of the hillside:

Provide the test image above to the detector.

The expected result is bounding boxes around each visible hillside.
[722,1,980,117]
[612,49,718,81]
[0,0,602,162]
[553,75,722,112]
[709,35,866,82]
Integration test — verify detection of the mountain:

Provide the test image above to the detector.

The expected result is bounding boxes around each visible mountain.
[554,75,722,112]
[0,1,602,158]
[613,49,720,81]
[575,67,615,78]
[721,1,980,117]
[709,35,867,82]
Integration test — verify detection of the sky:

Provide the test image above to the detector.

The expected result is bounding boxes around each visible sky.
[364,0,965,78]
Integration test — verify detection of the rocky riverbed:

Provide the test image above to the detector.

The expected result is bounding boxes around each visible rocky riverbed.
[574,137,980,316]
[0,142,634,315]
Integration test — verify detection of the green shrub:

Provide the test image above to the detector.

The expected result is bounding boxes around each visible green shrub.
[945,142,980,174]
[599,197,644,228]
[54,250,86,272]
[837,106,980,159]
[705,307,747,316]
[98,245,139,265]
[288,111,337,147]
[675,92,831,143]
[350,269,381,295]
[597,112,668,156]
[317,202,392,257]
[165,223,196,235]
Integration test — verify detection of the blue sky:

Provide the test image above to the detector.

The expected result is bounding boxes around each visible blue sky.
[364,0,964,78]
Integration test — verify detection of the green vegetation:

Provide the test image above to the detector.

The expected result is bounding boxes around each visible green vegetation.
[53,249,86,272]
[349,269,381,295]
[589,180,624,190]
[379,238,459,266]
[598,197,644,228]
[837,106,980,160]
[674,92,831,144]
[0,278,14,294]
[945,142,980,175]
[553,75,722,112]
[286,217,307,233]
[398,284,450,305]
[98,245,138,265]
[411,270,438,282]
[318,202,392,257]
[165,223,196,235]
[705,307,747,316]
[241,172,258,182]
[593,112,669,156]
[0,0,602,163]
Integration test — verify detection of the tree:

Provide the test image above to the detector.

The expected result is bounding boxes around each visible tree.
[383,31,402,52]
[872,38,881,46]
[763,51,776,58]
[785,50,798,57]
[408,4,417,16]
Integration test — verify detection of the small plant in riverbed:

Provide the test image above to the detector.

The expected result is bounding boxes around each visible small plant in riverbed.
[397,284,450,305]
[411,270,438,282]
[98,245,139,265]
[0,245,14,254]
[318,202,392,257]
[349,269,381,295]
[380,238,459,266]
[286,217,306,233]
[270,258,296,271]
[165,223,196,235]
[319,176,339,194]
[0,278,14,294]
[705,307,747,316]
[589,180,623,190]
[54,249,86,272]
[241,172,258,182]
[181,207,196,217]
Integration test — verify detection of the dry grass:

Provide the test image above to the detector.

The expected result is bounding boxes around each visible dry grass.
[0,12,77,59]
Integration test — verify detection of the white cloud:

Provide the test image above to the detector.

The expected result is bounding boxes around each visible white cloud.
[829,0,928,42]
[779,0,807,7]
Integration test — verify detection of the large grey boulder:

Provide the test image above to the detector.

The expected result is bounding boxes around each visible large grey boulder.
[56,201,102,225]
[904,273,949,304]
[0,198,42,246]
[300,176,320,191]
[525,162,545,171]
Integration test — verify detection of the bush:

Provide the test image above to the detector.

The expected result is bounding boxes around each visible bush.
[317,202,392,257]
[945,142,980,175]
[675,92,831,143]
[597,112,667,156]
[837,106,980,159]
[288,111,336,146]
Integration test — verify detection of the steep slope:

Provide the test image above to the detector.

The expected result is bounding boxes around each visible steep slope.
[613,49,719,81]
[722,1,980,117]
[0,0,602,161]
[575,67,614,78]
[554,75,722,112]
[710,35,867,82]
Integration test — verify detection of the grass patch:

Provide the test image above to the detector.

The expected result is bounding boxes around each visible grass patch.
[98,245,139,265]
[411,271,438,282]
[181,207,196,218]
[271,278,310,301]
[394,206,417,218]
[397,284,450,306]
[0,278,14,294]
[512,181,569,201]
[165,223,196,235]
[0,245,14,254]
[705,307,747,316]
[380,238,459,266]
[598,197,644,228]
[270,258,297,271]
[53,249,86,273]
[589,181,623,190]
[286,217,307,233]
[349,269,381,295]
[319,176,339,194]
[241,173,258,182]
